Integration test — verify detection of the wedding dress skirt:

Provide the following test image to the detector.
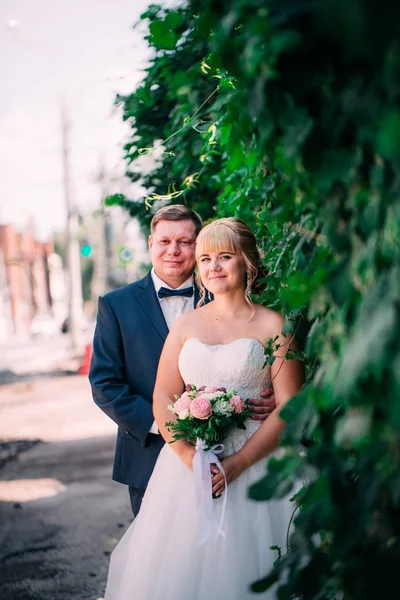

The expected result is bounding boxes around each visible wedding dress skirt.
[104,338,296,600]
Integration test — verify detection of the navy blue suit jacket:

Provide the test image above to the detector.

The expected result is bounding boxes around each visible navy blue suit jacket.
[89,272,200,489]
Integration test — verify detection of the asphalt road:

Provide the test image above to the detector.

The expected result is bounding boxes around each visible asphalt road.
[0,376,132,600]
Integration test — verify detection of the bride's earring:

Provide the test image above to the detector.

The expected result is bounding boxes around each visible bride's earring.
[245,272,252,297]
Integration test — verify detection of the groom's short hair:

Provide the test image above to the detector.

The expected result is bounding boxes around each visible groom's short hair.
[150,204,202,236]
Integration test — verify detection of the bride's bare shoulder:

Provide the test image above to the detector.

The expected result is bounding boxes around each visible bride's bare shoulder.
[254,304,285,337]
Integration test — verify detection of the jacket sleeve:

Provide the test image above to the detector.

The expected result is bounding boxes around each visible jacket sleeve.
[89,295,154,447]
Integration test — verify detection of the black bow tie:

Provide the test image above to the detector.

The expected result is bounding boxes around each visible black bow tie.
[158,286,194,299]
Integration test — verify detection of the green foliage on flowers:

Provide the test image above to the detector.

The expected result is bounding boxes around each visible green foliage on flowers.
[113,1,400,598]
[167,386,252,450]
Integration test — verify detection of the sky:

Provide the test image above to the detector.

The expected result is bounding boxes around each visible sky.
[0,0,173,240]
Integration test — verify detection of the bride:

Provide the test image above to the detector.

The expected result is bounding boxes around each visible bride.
[104,217,304,600]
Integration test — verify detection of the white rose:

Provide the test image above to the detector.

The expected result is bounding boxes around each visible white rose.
[199,392,214,401]
[206,391,227,401]
[213,398,234,416]
[178,408,190,420]
[196,391,226,402]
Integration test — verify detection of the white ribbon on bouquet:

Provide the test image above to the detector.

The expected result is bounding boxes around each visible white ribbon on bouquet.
[193,438,228,545]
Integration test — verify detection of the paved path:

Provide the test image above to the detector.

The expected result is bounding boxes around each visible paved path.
[0,375,132,600]
[0,335,75,384]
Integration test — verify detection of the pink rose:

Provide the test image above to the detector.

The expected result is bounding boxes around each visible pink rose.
[185,384,196,392]
[229,394,245,414]
[174,392,192,415]
[203,386,220,393]
[190,396,212,420]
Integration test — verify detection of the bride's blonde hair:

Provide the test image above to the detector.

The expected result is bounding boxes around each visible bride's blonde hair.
[195,217,267,308]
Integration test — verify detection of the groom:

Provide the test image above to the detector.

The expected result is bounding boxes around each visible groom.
[89,204,275,516]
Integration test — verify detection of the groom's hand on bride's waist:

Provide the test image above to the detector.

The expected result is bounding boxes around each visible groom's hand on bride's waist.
[247,386,276,421]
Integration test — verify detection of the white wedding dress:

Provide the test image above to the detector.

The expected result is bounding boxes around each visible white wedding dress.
[104,338,295,600]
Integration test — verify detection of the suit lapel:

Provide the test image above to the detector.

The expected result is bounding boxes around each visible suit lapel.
[136,273,211,340]
[136,272,169,342]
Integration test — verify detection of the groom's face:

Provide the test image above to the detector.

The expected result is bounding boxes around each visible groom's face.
[149,219,197,288]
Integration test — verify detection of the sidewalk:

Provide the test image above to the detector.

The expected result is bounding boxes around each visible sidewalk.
[0,375,116,443]
[0,375,131,600]
[0,334,81,386]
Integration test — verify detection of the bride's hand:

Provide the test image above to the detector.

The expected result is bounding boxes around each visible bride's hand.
[211,454,246,497]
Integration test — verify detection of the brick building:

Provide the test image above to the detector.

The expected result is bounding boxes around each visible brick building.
[0,224,61,340]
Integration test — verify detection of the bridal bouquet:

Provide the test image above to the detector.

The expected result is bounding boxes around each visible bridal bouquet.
[166,384,251,544]
[166,384,251,450]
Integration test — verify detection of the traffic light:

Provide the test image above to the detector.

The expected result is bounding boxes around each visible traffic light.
[81,242,92,258]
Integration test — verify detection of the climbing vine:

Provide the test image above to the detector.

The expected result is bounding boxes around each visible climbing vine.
[110,1,400,598]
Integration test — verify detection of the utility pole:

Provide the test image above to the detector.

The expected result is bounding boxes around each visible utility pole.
[62,101,83,351]
[91,160,108,304]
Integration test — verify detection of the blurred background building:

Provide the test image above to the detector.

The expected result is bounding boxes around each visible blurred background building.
[0,207,149,343]
[0,224,59,341]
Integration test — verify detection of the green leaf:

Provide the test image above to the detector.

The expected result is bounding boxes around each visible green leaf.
[251,570,279,593]
[267,221,280,235]
[378,110,400,159]
[280,272,315,309]
[281,317,295,336]
[279,392,306,423]
[149,19,178,50]
[164,11,183,31]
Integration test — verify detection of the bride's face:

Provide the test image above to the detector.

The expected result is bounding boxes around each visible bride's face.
[198,250,247,295]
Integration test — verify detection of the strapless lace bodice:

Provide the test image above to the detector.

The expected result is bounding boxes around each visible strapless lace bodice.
[178,337,271,455]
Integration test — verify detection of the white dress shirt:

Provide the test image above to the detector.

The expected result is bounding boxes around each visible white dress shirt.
[149,269,195,434]
[151,269,194,330]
